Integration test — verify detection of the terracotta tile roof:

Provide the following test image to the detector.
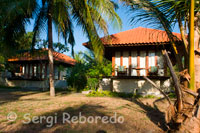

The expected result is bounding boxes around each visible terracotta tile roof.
[83,27,182,47]
[8,49,76,66]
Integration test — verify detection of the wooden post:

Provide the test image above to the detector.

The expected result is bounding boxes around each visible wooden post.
[155,49,158,66]
[137,50,140,76]
[24,64,27,78]
[28,64,30,79]
[146,50,149,76]
[45,63,48,79]
[36,63,39,78]
[40,63,42,80]
[129,51,132,76]
[32,64,34,78]
[112,51,115,76]
[58,70,61,80]
[120,51,123,66]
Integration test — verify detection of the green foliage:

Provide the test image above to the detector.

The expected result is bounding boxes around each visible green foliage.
[168,92,176,98]
[66,51,112,92]
[86,91,161,98]
[15,32,34,51]
[86,90,134,98]
[0,55,5,72]
[36,40,69,53]
[67,62,87,92]
[86,57,112,90]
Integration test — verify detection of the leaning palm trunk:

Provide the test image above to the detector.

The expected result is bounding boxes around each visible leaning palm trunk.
[47,3,55,97]
[194,13,200,89]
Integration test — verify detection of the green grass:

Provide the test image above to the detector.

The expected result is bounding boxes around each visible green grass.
[86,90,134,98]
[86,90,163,99]
[168,92,176,98]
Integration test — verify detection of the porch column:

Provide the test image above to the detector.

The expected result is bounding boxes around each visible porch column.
[112,52,115,76]
[36,64,39,78]
[146,50,149,76]
[129,51,132,76]
[32,64,35,77]
[137,50,140,76]
[45,63,48,79]
[120,51,123,66]
[58,70,61,80]
[28,64,30,78]
[24,64,27,78]
[155,49,158,66]
[40,63,42,79]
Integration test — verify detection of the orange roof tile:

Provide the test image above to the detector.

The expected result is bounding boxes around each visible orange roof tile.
[8,49,76,66]
[83,27,182,47]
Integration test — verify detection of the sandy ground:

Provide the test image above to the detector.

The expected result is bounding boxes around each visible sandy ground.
[0,89,170,133]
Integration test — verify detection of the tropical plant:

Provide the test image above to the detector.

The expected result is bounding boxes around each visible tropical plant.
[84,51,112,90]
[122,0,200,132]
[36,40,69,53]
[66,51,112,92]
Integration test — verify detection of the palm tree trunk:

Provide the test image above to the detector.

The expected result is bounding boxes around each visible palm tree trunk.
[194,12,200,90]
[188,0,195,91]
[48,4,55,97]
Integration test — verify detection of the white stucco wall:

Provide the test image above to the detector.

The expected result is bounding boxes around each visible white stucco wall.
[0,77,67,90]
[99,78,111,91]
[100,78,171,96]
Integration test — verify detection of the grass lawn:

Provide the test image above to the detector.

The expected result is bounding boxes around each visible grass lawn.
[0,88,170,133]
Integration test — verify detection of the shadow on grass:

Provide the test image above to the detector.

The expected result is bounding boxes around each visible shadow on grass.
[132,98,168,131]
[0,89,40,105]
[0,88,72,105]
[14,104,128,133]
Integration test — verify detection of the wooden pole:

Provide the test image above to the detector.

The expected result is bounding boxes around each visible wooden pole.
[189,0,195,91]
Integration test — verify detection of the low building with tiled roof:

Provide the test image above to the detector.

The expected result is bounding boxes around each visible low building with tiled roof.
[83,27,183,96]
[2,49,76,89]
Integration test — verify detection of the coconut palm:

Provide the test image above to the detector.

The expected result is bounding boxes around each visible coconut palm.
[1,0,122,96]
[0,0,37,54]
[122,0,200,132]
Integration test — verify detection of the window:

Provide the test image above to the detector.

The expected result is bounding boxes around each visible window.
[114,49,164,76]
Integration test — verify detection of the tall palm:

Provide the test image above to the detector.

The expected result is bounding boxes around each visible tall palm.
[33,0,122,96]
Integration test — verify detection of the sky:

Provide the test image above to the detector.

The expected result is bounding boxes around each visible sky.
[26,2,180,57]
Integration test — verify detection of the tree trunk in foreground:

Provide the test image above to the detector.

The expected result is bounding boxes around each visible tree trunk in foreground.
[194,12,200,90]
[162,50,200,133]
[48,6,55,97]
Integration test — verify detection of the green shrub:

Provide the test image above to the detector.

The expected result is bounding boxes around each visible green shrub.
[66,63,87,92]
[168,92,176,98]
[86,90,134,98]
[66,51,112,92]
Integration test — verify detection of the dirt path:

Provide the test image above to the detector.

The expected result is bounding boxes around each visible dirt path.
[0,90,169,133]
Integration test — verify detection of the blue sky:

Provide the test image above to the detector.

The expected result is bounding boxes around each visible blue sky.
[26,2,180,56]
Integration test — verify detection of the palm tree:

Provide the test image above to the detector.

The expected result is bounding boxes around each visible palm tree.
[122,0,200,132]
[1,0,122,96]
[0,0,37,55]
[34,0,121,96]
